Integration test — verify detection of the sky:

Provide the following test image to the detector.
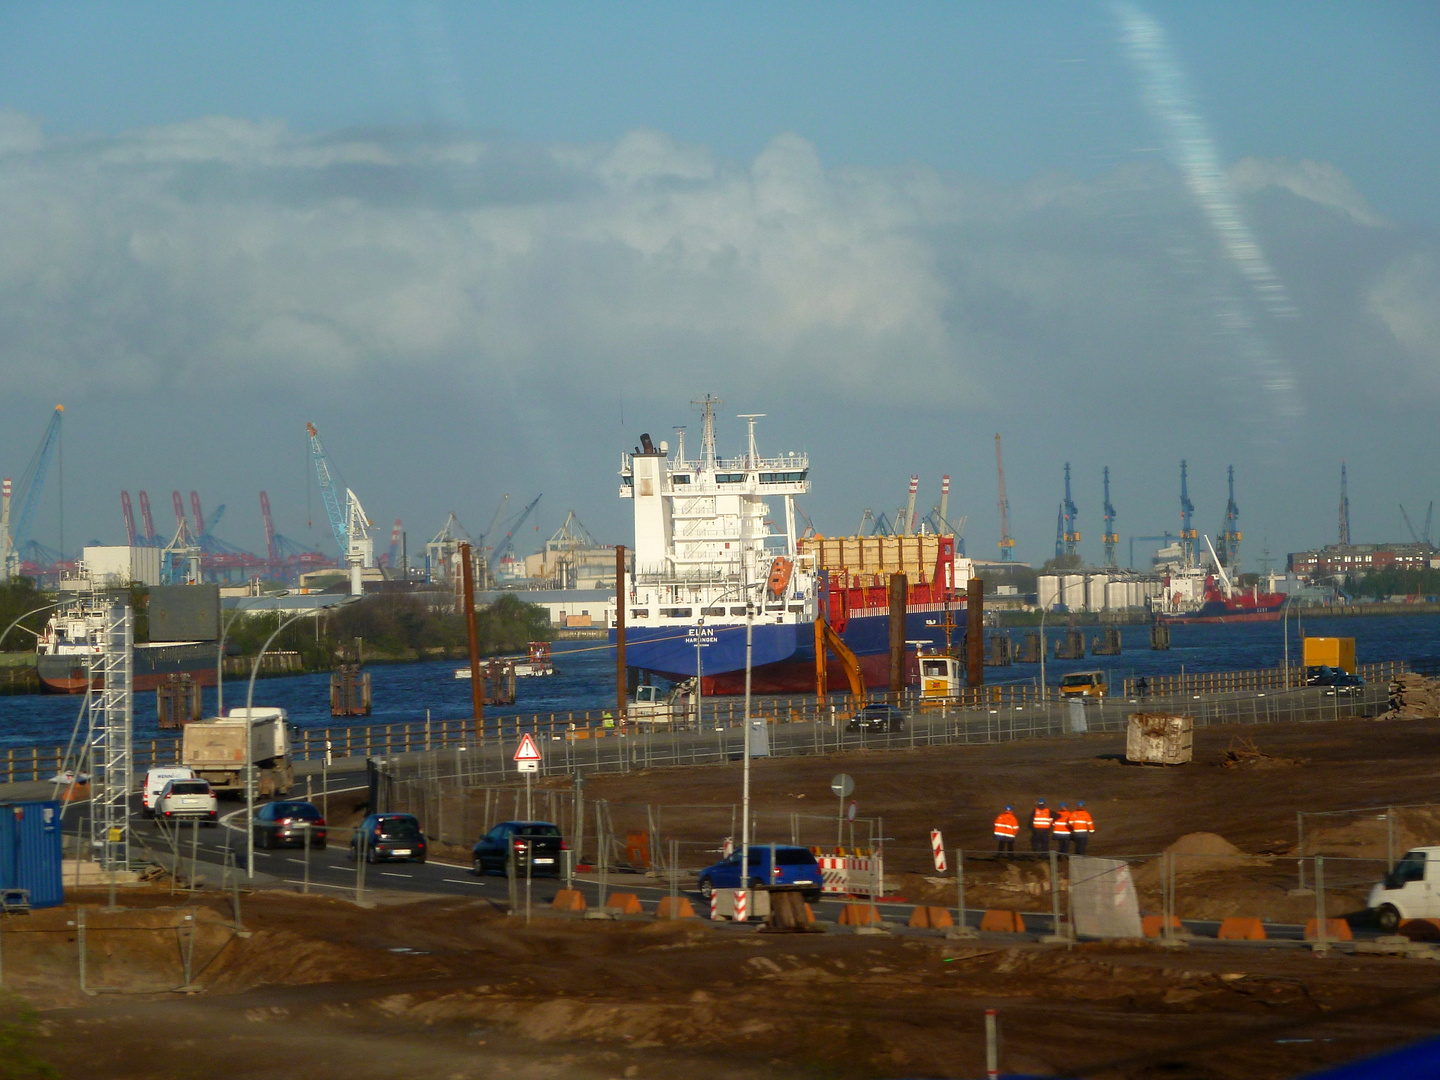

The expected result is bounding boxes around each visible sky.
[0,1,1436,572]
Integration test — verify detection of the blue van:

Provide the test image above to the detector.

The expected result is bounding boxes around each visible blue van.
[697,845,822,902]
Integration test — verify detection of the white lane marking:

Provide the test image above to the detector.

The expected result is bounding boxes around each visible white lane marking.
[282,880,352,891]
[381,872,409,878]
[443,878,486,886]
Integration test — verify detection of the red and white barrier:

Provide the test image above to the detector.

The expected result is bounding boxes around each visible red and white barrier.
[931,829,947,873]
[817,853,884,897]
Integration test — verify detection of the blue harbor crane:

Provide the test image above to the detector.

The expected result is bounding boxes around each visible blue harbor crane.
[4,405,64,578]
[1179,460,1197,567]
[1102,466,1118,568]
[306,421,373,595]
[1222,465,1242,569]
[1061,463,1080,559]
[488,494,543,578]
[1054,502,1064,561]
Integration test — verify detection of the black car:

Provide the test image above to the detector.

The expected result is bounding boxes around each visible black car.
[472,821,565,877]
[351,813,427,863]
[252,800,326,849]
[847,704,906,732]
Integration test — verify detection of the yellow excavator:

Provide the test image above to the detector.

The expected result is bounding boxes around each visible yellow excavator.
[813,617,865,700]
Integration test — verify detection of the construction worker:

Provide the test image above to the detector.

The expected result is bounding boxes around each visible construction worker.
[1069,800,1095,855]
[1053,802,1071,855]
[601,711,615,729]
[1029,798,1052,853]
[993,805,1019,856]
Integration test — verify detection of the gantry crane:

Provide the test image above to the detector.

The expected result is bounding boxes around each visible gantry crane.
[1179,460,1197,567]
[306,421,373,595]
[1062,463,1080,559]
[1222,465,1242,568]
[138,491,159,546]
[1102,466,1118,568]
[121,492,137,547]
[995,435,1014,562]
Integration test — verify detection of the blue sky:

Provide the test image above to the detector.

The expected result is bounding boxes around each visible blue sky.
[0,2,1435,568]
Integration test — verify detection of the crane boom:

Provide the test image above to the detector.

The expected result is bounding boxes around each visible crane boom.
[306,422,349,560]
[121,492,136,547]
[995,434,1014,561]
[172,491,187,531]
[489,494,542,572]
[1223,465,1242,568]
[10,405,63,560]
[1102,466,1118,568]
[1179,460,1196,567]
[1062,463,1080,558]
[260,491,279,563]
[138,491,157,546]
[190,491,206,537]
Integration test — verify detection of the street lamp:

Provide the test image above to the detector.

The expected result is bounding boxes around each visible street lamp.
[1038,605,1049,702]
[740,592,756,905]
[244,602,340,878]
[216,596,266,717]
[0,602,58,650]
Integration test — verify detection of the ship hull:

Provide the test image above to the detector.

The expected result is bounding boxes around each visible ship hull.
[1162,595,1286,625]
[613,607,958,695]
[38,643,218,694]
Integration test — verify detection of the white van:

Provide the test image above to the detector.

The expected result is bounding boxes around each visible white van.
[156,778,219,826]
[143,766,197,817]
[1367,847,1440,932]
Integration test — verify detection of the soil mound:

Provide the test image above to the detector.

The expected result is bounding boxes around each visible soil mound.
[1164,832,1243,857]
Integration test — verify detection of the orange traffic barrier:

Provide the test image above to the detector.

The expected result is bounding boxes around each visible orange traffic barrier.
[605,892,643,915]
[551,889,587,913]
[980,910,1027,934]
[61,783,90,803]
[838,903,883,926]
[908,906,955,929]
[656,896,697,919]
[1303,918,1353,941]
[1141,914,1183,938]
[1217,917,1266,941]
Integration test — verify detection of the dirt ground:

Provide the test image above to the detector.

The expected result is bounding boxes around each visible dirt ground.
[9,714,1440,1080]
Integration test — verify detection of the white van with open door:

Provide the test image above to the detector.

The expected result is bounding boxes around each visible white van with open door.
[1367,847,1440,932]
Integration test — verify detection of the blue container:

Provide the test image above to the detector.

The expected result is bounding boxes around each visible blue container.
[0,800,64,909]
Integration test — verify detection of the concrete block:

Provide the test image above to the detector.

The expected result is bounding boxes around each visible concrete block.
[1304,917,1353,941]
[605,892,643,915]
[1141,914,1183,938]
[656,896,697,919]
[908,906,954,929]
[839,903,882,926]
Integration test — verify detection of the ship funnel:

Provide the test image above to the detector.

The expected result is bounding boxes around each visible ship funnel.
[939,475,950,531]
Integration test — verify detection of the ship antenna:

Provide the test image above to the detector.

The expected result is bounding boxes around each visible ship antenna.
[737,414,766,468]
[691,394,722,472]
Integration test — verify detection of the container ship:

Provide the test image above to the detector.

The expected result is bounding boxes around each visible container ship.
[611,398,970,696]
[36,598,215,693]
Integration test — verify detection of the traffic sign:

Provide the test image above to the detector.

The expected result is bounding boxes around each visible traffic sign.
[847,801,858,822]
[830,773,854,798]
[514,733,542,762]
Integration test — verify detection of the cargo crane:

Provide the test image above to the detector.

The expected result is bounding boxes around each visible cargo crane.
[261,491,332,583]
[163,490,202,585]
[1179,460,1197,568]
[306,421,373,595]
[489,494,542,579]
[995,434,1014,562]
[137,491,159,546]
[1054,502,1065,561]
[923,476,966,545]
[1222,465,1242,569]
[1338,462,1351,546]
[190,491,206,538]
[121,492,137,547]
[793,502,818,540]
[1400,502,1435,548]
[1061,463,1080,559]
[1102,467,1118,568]
[5,405,64,579]
[187,493,261,584]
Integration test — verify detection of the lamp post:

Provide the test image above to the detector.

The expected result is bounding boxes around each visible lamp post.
[244,603,338,879]
[0,602,58,650]
[1038,605,1049,703]
[216,597,266,717]
[740,593,756,904]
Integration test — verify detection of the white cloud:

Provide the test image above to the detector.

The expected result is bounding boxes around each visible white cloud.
[0,113,1432,429]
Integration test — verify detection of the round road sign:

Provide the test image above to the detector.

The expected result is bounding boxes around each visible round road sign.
[830,773,854,798]
[847,801,858,822]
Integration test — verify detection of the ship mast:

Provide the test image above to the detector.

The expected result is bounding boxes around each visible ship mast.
[692,394,722,472]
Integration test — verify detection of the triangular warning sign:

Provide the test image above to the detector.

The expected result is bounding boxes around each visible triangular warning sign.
[514,732,542,761]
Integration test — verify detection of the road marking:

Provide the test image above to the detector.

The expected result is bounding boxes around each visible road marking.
[381,872,409,878]
[443,878,486,886]
[282,880,352,891]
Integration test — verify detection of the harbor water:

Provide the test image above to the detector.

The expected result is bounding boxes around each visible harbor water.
[0,615,1436,753]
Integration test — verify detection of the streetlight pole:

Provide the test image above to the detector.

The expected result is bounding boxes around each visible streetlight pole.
[216,597,264,717]
[1282,599,1291,687]
[1038,606,1049,702]
[740,592,755,904]
[0,602,58,650]
[244,604,335,879]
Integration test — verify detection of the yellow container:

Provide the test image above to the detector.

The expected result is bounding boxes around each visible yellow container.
[1302,637,1356,673]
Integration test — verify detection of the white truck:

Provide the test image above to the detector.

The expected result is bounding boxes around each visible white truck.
[1368,846,1440,932]
[629,680,697,727]
[181,707,295,798]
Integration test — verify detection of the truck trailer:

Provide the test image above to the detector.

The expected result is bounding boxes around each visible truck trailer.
[181,708,294,798]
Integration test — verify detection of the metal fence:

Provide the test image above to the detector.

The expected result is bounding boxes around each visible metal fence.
[1123,660,1405,697]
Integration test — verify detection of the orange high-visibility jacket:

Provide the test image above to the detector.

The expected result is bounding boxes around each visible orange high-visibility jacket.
[1031,806,1052,830]
[1069,809,1095,834]
[1052,810,1071,836]
[993,812,1019,838]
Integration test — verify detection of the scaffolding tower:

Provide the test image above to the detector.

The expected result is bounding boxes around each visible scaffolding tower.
[87,598,134,871]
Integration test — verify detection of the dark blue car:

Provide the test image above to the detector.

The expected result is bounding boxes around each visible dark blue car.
[697,845,823,902]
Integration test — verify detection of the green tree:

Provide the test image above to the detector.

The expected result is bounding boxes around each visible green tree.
[0,579,51,653]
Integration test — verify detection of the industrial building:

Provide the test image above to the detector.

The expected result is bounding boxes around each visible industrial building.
[1288,543,1439,578]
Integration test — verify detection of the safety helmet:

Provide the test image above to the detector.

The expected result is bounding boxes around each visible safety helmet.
[1004,805,1012,812]
[1077,800,1085,807]
[1059,802,1068,808]
[1037,798,1046,805]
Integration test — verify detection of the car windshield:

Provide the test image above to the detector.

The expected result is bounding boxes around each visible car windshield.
[1392,852,1426,884]
[1061,674,1098,687]
[168,782,209,795]
[377,818,421,839]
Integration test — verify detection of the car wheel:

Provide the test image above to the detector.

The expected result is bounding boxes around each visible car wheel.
[1377,904,1401,933]
[474,856,484,876]
[698,876,715,901]
[803,889,822,904]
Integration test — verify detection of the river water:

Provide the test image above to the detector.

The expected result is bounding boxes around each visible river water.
[1,614,1436,752]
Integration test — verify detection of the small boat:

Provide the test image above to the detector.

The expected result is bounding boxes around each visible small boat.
[454,641,555,679]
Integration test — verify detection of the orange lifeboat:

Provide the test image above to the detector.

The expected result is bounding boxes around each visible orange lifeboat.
[767,557,794,599]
